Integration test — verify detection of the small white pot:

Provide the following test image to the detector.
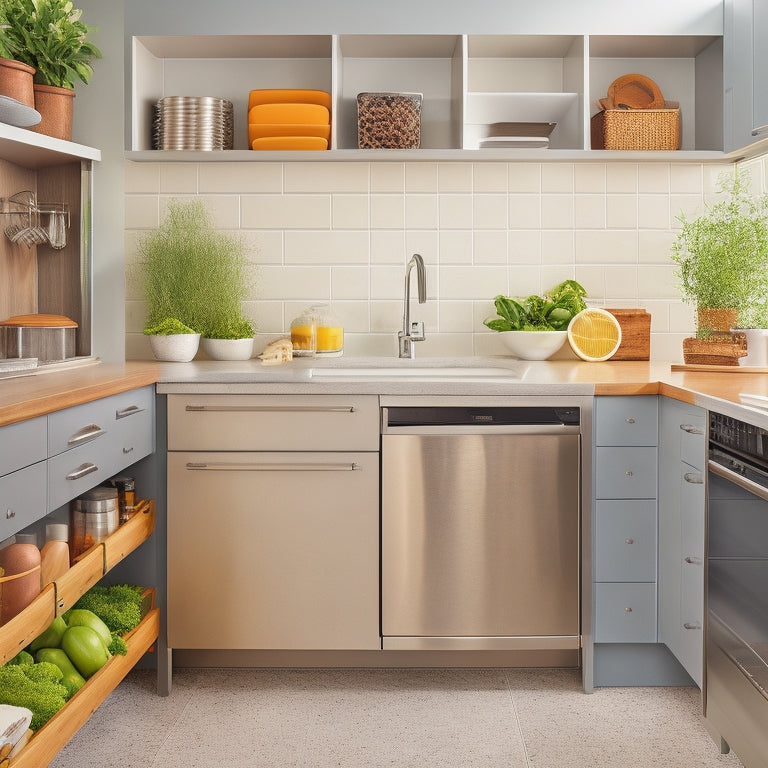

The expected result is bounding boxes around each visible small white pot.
[148,333,200,362]
[737,328,768,367]
[200,336,254,361]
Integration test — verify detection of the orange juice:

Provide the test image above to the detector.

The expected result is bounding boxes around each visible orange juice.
[316,326,343,353]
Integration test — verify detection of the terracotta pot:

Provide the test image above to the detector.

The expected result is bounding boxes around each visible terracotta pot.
[697,307,739,336]
[0,57,35,108]
[31,83,75,141]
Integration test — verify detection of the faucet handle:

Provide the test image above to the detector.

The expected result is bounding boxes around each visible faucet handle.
[408,321,425,341]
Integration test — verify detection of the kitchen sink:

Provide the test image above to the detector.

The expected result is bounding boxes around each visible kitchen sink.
[308,362,527,382]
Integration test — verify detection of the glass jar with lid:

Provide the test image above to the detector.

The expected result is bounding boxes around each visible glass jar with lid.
[290,304,343,357]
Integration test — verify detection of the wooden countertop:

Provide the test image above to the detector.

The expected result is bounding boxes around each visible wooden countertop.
[0,361,161,427]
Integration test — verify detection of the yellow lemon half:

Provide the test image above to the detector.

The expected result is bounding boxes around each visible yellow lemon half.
[567,308,622,361]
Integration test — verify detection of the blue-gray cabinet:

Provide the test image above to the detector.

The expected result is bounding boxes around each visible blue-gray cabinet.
[658,396,706,687]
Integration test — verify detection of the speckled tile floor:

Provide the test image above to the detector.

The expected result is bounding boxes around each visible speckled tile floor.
[49,668,744,768]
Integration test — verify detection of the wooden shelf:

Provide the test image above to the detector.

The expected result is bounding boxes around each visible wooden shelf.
[8,609,160,768]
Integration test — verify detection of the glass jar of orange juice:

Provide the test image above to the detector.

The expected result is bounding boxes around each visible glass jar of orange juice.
[291,304,343,357]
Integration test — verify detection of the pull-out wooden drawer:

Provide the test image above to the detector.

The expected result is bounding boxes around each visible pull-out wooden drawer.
[167,394,379,451]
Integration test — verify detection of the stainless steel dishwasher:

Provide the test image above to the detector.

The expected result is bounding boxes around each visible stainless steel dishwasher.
[381,401,581,652]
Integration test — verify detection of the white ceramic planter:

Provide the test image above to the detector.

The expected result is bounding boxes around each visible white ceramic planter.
[148,333,200,362]
[499,330,568,361]
[738,328,768,366]
[200,336,254,361]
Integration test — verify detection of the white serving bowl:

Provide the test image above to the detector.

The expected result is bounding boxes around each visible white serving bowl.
[148,333,200,362]
[200,336,254,361]
[499,330,568,360]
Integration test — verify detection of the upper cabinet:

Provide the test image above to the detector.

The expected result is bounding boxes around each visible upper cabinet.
[127,31,727,161]
[724,0,768,154]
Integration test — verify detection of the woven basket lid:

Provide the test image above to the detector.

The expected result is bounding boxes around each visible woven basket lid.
[606,74,665,109]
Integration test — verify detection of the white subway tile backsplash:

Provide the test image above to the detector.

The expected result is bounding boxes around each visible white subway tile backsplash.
[126,157,753,363]
[332,194,370,229]
[473,230,508,264]
[242,194,331,229]
[438,163,473,193]
[405,195,439,229]
[473,163,507,193]
[285,231,369,264]
[284,162,368,193]
[199,162,282,194]
[370,195,405,229]
[438,194,473,230]
[159,163,198,194]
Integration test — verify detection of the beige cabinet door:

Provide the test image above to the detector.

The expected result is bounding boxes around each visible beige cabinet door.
[167,451,379,650]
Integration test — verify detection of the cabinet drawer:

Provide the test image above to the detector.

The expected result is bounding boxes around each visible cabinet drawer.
[47,436,114,511]
[0,462,47,539]
[594,582,657,643]
[594,500,656,582]
[48,397,115,457]
[680,461,705,560]
[0,416,46,476]
[167,394,379,451]
[595,447,658,499]
[110,389,154,468]
[595,396,658,446]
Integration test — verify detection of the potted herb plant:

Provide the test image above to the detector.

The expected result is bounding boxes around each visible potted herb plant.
[0,0,102,140]
[136,198,255,362]
[200,317,256,361]
[671,168,768,336]
[142,318,200,363]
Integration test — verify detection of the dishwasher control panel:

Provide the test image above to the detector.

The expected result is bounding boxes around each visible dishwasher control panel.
[384,405,580,428]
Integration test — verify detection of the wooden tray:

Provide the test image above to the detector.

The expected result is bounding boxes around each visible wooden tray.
[672,363,768,373]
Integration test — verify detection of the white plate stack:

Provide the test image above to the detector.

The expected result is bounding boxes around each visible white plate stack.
[153,96,234,150]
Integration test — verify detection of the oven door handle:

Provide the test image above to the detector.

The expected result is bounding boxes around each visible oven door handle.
[709,459,768,502]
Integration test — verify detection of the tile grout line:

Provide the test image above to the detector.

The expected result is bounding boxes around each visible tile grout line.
[502,669,533,768]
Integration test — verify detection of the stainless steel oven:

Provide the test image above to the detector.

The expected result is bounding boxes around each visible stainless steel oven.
[706,412,768,767]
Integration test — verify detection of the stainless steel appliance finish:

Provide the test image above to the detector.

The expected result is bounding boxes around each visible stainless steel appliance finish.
[381,403,581,651]
[706,412,768,768]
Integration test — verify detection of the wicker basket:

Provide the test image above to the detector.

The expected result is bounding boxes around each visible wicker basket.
[357,92,422,149]
[591,104,681,150]
[682,333,747,366]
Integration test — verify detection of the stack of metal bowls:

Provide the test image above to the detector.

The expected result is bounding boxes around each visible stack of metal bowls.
[153,96,234,150]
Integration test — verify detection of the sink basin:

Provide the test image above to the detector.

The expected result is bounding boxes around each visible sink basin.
[308,364,526,382]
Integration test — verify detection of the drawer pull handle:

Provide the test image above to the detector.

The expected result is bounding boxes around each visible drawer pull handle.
[66,462,98,481]
[684,556,702,565]
[185,405,356,413]
[67,424,105,446]
[123,446,134,454]
[625,538,634,545]
[683,621,701,630]
[683,472,703,484]
[751,124,768,137]
[679,424,704,435]
[186,461,360,472]
[625,418,636,424]
[625,607,633,612]
[625,470,634,477]
[116,404,144,419]
[5,509,15,519]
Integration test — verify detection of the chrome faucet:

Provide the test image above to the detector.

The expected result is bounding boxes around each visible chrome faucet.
[398,253,426,358]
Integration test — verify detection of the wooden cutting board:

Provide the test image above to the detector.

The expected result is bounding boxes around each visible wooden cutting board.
[0,313,78,327]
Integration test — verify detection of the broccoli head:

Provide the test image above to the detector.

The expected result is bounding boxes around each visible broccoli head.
[6,650,34,666]
[70,584,144,635]
[0,663,68,730]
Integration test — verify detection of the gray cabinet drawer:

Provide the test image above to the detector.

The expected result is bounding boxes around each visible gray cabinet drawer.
[109,387,154,467]
[595,396,658,446]
[48,397,115,457]
[595,447,658,499]
[47,434,114,511]
[0,416,46,476]
[0,461,47,539]
[594,500,656,582]
[167,394,379,451]
[594,582,657,643]
[679,417,706,471]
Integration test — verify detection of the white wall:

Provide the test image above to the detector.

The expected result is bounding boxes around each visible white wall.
[124,157,768,363]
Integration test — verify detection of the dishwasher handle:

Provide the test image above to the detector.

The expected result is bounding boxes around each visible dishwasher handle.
[186,461,361,472]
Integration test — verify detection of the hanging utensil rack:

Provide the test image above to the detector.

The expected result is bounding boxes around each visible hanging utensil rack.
[1,191,70,250]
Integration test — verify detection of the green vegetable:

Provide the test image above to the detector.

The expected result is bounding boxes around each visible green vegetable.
[484,280,588,332]
[65,609,113,650]
[60,625,110,678]
[70,584,144,636]
[0,662,68,730]
[6,650,34,666]
[30,616,68,652]
[143,317,196,336]
[35,648,86,698]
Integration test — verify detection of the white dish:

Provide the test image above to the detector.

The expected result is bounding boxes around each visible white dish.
[499,330,568,360]
[0,95,41,127]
